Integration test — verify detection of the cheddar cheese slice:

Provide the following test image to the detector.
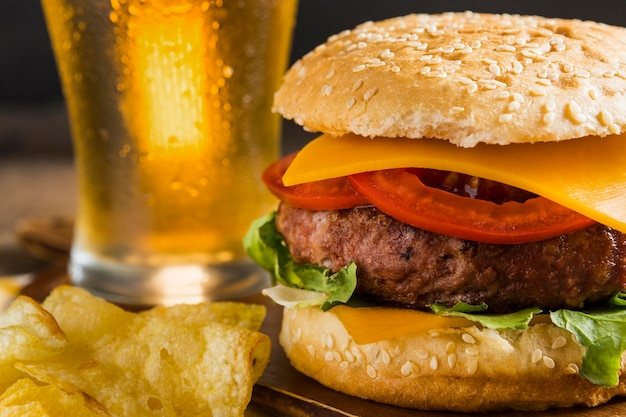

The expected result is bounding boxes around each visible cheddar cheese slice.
[331,305,475,345]
[283,133,626,233]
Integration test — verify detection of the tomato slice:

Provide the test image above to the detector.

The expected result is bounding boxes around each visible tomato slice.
[263,153,369,210]
[348,169,596,244]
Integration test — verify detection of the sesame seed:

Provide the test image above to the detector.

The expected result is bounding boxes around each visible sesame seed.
[496,91,511,100]
[321,85,334,96]
[450,106,465,115]
[357,41,367,49]
[415,348,429,359]
[536,78,551,86]
[483,58,498,65]
[589,89,598,100]
[352,64,366,72]
[489,63,502,76]
[381,48,394,58]
[325,69,335,79]
[554,43,566,52]
[346,97,356,109]
[420,67,432,75]
[563,363,579,375]
[461,333,476,344]
[367,364,377,378]
[446,341,456,353]
[531,349,543,364]
[294,327,302,342]
[467,359,478,375]
[545,99,557,111]
[340,361,349,369]
[363,87,378,101]
[401,361,417,376]
[457,76,473,85]
[344,350,355,363]
[391,65,401,73]
[551,336,568,350]
[453,42,466,49]
[307,345,315,356]
[352,79,363,92]
[521,49,538,59]
[428,70,448,78]
[496,44,516,52]
[543,112,556,124]
[512,60,523,74]
[326,333,335,348]
[465,347,479,356]
[381,350,391,365]
[603,71,616,78]
[609,123,620,134]
[530,87,547,96]
[420,54,434,61]
[325,351,334,362]
[467,82,478,94]
[430,356,439,370]
[499,114,513,123]
[508,101,521,112]
[447,353,458,368]
[543,356,556,369]
[562,63,574,73]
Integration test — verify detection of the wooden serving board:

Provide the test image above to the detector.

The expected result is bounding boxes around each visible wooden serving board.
[245,294,626,417]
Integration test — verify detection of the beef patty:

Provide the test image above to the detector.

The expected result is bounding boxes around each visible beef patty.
[276,204,626,313]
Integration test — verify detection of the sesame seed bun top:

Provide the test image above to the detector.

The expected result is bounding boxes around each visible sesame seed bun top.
[273,12,626,147]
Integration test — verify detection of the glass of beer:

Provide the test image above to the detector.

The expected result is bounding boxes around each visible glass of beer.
[40,0,298,305]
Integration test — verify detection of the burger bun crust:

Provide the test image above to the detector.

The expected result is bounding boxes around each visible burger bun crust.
[280,306,626,412]
[273,12,626,147]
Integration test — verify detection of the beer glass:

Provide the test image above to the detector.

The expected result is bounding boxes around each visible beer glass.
[41,0,297,305]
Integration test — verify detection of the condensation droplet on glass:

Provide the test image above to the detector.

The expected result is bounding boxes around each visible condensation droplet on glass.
[109,11,119,23]
[223,65,234,79]
[98,128,110,142]
[128,5,139,16]
[170,181,182,191]
[199,177,208,186]
[168,136,179,145]
[73,72,83,82]
[223,102,232,112]
[242,94,252,105]
[110,0,121,10]
[222,158,232,167]
[216,0,224,7]
[212,21,220,30]
[62,40,72,51]
[77,21,86,31]
[187,186,199,197]
[201,1,210,12]
[246,44,256,58]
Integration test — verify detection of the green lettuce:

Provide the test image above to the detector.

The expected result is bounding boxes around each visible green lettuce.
[243,212,357,311]
[430,302,541,330]
[244,213,626,387]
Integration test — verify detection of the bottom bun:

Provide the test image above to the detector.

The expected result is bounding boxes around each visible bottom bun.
[279,306,626,412]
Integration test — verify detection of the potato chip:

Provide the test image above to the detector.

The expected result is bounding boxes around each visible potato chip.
[15,286,271,417]
[0,378,107,417]
[0,297,67,393]
[141,302,266,331]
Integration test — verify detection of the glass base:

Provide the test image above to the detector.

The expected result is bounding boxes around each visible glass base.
[68,250,270,307]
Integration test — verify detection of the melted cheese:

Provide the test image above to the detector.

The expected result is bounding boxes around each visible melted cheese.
[331,305,476,344]
[331,305,552,345]
[283,133,626,233]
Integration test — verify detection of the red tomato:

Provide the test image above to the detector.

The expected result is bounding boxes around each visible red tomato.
[262,153,369,210]
[348,169,596,244]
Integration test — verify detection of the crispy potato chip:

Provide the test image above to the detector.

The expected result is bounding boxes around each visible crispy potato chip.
[0,378,108,417]
[17,286,271,417]
[141,302,266,331]
[0,297,67,393]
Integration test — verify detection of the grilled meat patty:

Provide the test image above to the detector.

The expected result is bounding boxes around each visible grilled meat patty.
[276,204,626,313]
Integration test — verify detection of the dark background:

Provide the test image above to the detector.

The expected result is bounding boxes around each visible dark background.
[2,0,626,155]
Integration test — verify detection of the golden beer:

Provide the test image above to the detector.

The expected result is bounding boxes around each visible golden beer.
[41,0,297,304]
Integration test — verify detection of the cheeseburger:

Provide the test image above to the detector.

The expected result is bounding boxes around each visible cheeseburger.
[244,12,626,412]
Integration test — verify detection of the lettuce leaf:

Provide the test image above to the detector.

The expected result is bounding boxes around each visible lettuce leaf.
[550,307,626,387]
[430,302,541,330]
[243,212,357,311]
